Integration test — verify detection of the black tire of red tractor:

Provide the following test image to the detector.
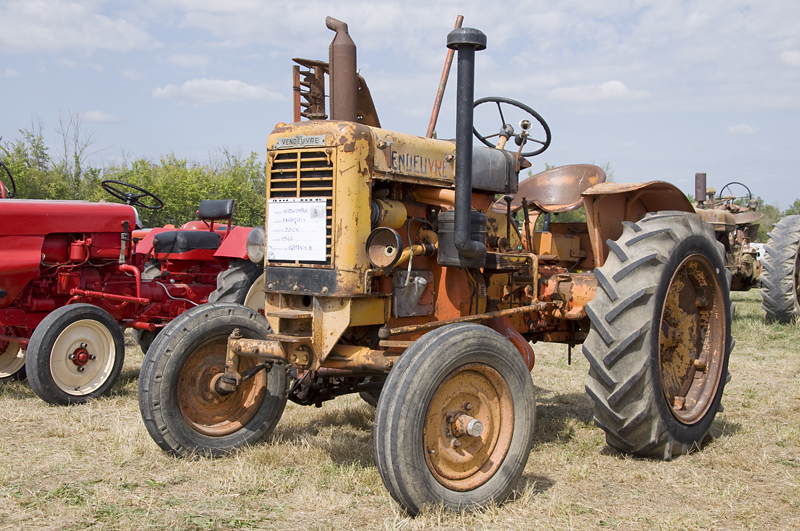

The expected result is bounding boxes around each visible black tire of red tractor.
[137,303,287,457]
[583,211,733,459]
[374,323,536,515]
[26,304,125,405]
[134,260,163,354]
[208,258,261,305]
[760,215,800,324]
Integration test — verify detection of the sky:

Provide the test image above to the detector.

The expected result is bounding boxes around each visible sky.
[2,0,799,209]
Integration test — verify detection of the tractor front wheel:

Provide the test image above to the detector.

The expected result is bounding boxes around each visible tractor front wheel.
[374,323,535,514]
[138,303,287,456]
[26,304,125,405]
[583,212,733,459]
[0,336,26,383]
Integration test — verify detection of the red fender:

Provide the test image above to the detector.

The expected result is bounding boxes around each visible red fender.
[485,316,535,371]
[214,226,253,260]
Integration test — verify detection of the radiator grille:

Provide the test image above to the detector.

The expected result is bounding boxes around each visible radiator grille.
[267,150,334,266]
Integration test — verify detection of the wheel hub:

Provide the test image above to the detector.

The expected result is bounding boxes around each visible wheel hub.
[423,363,514,492]
[658,254,725,424]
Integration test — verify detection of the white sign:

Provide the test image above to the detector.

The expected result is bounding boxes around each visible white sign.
[267,198,328,262]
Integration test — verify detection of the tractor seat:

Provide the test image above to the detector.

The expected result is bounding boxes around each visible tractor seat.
[152,231,221,255]
[491,164,607,214]
[198,199,235,220]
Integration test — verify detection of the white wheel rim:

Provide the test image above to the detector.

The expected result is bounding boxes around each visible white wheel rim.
[244,273,265,313]
[0,341,25,379]
[50,319,116,395]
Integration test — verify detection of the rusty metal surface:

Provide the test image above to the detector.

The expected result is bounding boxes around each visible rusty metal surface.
[423,363,514,491]
[658,254,726,424]
[492,164,606,214]
[178,337,267,436]
[584,181,695,268]
[427,15,464,139]
[326,17,357,121]
[732,211,763,225]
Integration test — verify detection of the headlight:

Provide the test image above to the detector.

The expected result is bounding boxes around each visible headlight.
[246,226,265,263]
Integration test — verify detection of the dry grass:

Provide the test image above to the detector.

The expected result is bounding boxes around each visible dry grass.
[1,291,799,530]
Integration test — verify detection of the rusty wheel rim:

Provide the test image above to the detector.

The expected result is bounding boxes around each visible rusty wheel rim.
[423,363,514,492]
[178,338,267,437]
[658,254,726,424]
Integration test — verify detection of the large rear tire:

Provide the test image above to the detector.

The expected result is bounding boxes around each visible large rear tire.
[374,323,535,515]
[26,304,125,405]
[760,215,800,324]
[208,259,262,309]
[583,212,733,459]
[138,303,287,457]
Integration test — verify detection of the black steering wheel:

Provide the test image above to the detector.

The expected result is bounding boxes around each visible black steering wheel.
[0,160,16,198]
[719,181,752,202]
[101,180,164,210]
[473,97,551,157]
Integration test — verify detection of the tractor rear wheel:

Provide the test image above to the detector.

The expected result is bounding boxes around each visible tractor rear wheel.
[138,303,287,457]
[374,323,535,514]
[0,337,26,383]
[583,212,733,459]
[760,215,800,324]
[208,259,262,310]
[26,304,125,405]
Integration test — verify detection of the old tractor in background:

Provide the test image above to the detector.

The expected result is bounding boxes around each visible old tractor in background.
[693,174,762,292]
[139,18,733,514]
[0,178,262,405]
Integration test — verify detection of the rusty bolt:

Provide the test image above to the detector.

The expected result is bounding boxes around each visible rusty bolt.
[674,396,686,410]
[268,283,274,289]
[231,328,242,340]
[322,286,328,293]
[445,413,454,423]
[464,402,473,411]
[694,359,707,370]
[293,285,299,291]
[452,439,462,448]
[445,154,454,162]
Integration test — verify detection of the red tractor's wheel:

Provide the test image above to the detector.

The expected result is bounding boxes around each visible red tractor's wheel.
[374,323,535,515]
[26,304,125,405]
[0,337,26,383]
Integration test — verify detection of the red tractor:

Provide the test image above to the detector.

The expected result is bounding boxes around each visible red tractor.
[0,172,262,405]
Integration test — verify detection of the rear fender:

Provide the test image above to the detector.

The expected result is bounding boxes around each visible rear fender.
[582,181,693,268]
[214,226,253,260]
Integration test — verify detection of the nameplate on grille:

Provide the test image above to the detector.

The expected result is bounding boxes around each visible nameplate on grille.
[274,135,326,149]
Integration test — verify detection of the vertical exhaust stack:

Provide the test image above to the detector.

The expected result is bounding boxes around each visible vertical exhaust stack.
[447,27,487,263]
[695,172,707,209]
[326,17,358,122]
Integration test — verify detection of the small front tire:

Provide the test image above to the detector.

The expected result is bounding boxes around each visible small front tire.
[26,304,125,405]
[138,303,287,457]
[374,323,536,515]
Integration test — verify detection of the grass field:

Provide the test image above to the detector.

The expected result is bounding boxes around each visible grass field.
[1,290,798,530]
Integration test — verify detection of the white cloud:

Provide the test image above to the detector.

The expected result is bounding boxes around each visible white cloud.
[780,50,800,67]
[165,54,211,69]
[5,68,18,77]
[82,110,125,123]
[152,78,284,104]
[121,69,143,81]
[727,124,759,135]
[548,80,650,102]
[56,58,76,68]
[0,0,161,53]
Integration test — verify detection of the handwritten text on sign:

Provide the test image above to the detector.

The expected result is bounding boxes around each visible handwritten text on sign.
[267,198,327,262]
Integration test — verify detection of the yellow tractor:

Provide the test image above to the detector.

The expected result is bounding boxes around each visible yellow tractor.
[139,17,733,514]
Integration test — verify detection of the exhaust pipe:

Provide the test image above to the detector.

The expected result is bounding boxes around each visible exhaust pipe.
[695,172,707,208]
[326,17,358,122]
[447,27,487,262]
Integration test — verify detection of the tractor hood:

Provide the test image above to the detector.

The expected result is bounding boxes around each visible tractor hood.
[0,200,137,236]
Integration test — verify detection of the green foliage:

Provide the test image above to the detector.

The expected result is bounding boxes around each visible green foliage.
[784,198,800,217]
[2,126,266,228]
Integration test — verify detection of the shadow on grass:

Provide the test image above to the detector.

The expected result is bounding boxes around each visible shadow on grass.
[533,387,595,445]
[513,473,556,497]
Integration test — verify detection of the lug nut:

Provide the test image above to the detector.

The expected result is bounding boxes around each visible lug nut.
[68,354,76,360]
[80,342,87,348]
[89,355,96,360]
[77,366,84,372]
